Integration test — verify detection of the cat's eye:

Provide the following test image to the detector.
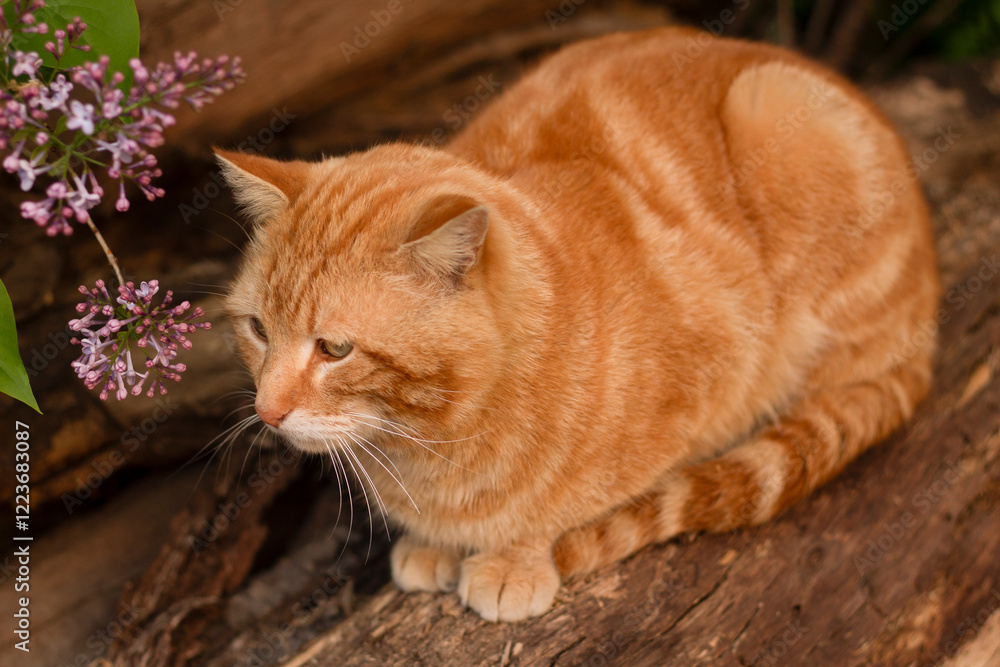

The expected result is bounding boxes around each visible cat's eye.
[249,317,267,341]
[320,339,354,359]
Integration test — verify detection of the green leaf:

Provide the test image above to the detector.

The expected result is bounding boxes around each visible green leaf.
[0,278,41,413]
[4,0,140,80]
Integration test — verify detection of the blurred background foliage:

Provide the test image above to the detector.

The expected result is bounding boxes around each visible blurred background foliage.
[661,0,998,78]
[933,0,1000,58]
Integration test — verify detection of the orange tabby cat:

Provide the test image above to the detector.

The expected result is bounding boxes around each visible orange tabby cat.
[220,27,939,622]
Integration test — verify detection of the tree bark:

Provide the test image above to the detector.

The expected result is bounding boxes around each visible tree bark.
[134,0,671,156]
[100,72,1000,667]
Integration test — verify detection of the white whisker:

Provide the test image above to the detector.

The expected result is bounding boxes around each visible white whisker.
[343,441,391,540]
[174,411,259,483]
[324,438,346,535]
[348,431,419,514]
[339,443,377,560]
[328,436,357,558]
[425,390,497,412]
[346,412,486,445]
[223,402,256,420]
[345,412,484,475]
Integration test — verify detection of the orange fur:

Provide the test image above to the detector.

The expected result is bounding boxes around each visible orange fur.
[221,28,939,622]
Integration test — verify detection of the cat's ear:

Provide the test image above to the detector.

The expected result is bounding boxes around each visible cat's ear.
[213,148,312,223]
[401,205,489,284]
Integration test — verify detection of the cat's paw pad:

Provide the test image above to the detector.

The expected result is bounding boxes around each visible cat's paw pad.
[391,535,460,593]
[458,547,560,622]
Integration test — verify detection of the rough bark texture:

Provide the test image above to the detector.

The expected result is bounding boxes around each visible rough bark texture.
[273,262,1000,667]
[96,72,1000,667]
[133,0,673,156]
[0,3,998,667]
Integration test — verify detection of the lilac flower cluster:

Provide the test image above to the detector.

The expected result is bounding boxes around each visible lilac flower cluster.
[70,280,211,400]
[0,2,243,402]
[1,1,245,235]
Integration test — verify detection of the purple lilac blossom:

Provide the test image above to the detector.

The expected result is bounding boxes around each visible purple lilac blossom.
[70,280,211,400]
[1,1,239,400]
[0,2,245,235]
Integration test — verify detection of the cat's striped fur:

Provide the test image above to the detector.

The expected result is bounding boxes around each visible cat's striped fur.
[221,28,939,621]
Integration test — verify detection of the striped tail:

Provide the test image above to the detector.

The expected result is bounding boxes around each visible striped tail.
[553,361,932,577]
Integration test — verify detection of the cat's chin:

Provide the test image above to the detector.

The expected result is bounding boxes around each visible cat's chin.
[269,427,358,456]
[278,435,337,455]
[266,416,366,456]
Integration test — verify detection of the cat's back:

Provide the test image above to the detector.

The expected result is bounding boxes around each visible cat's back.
[447,28,891,175]
[449,28,934,312]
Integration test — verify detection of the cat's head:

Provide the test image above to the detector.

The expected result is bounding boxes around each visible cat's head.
[219,144,506,455]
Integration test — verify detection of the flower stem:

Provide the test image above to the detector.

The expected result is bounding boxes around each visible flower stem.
[84,214,124,286]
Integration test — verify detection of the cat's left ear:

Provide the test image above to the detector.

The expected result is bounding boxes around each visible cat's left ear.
[213,148,312,223]
[401,205,489,284]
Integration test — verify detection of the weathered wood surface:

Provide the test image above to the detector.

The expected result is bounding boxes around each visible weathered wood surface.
[94,72,1000,666]
[282,259,999,667]
[134,0,671,155]
[0,470,205,667]
[1,2,997,663]
[261,228,1000,667]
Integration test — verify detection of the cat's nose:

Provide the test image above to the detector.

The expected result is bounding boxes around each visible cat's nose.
[256,401,290,427]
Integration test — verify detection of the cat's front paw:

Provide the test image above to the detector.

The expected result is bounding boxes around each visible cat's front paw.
[458,545,560,622]
[391,534,461,593]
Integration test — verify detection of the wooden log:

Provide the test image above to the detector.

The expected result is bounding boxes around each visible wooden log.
[134,0,670,154]
[98,71,1000,666]
[240,253,1000,666]
[104,449,306,666]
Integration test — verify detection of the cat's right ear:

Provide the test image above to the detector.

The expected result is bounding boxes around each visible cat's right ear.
[401,205,489,286]
[213,148,312,223]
